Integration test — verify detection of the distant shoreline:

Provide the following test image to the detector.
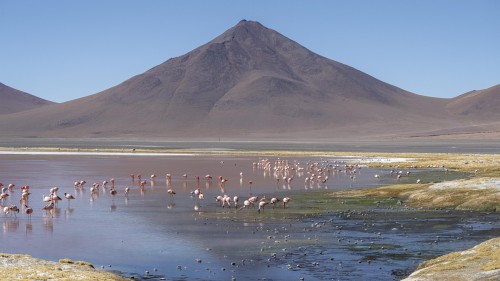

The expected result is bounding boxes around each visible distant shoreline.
[1,137,500,154]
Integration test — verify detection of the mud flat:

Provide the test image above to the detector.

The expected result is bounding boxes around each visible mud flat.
[0,254,127,281]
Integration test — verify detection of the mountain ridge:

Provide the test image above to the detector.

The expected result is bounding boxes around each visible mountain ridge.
[0,20,496,139]
[0,82,55,114]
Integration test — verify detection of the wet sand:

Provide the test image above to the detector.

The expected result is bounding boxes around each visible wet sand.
[0,153,498,280]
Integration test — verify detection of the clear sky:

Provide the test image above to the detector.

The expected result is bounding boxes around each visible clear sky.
[1,0,498,103]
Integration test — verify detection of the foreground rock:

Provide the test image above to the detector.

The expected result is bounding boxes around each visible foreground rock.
[0,254,128,280]
[403,238,500,281]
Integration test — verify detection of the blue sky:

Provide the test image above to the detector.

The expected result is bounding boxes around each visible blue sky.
[1,0,498,102]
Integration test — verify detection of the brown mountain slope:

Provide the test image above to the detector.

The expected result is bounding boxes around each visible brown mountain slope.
[0,20,456,139]
[0,83,54,114]
[447,84,500,120]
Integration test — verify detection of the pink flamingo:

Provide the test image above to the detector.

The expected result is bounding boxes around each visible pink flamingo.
[270,197,280,208]
[24,204,33,220]
[233,195,239,208]
[167,189,176,197]
[222,195,231,208]
[283,197,291,208]
[42,202,55,217]
[64,192,75,206]
[239,199,251,210]
[258,200,268,213]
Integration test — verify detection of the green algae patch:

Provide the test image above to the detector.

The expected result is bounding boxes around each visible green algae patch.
[404,238,500,281]
[334,178,500,212]
[59,258,95,268]
[0,254,128,281]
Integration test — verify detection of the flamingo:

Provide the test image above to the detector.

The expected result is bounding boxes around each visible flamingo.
[6,205,20,217]
[258,201,268,213]
[50,186,59,194]
[215,195,224,206]
[167,189,176,197]
[51,194,62,207]
[24,205,33,219]
[283,197,291,208]
[270,197,280,208]
[194,188,201,196]
[64,192,75,206]
[42,202,55,216]
[233,195,239,208]
[247,196,258,208]
[0,192,9,203]
[239,199,251,210]
[20,190,30,204]
[42,194,52,203]
[222,195,231,208]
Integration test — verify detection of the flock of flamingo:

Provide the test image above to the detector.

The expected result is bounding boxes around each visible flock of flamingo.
[0,157,404,221]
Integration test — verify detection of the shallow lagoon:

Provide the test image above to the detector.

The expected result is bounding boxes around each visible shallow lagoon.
[0,153,498,280]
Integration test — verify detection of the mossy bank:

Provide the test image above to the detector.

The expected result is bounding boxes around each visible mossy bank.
[0,254,128,281]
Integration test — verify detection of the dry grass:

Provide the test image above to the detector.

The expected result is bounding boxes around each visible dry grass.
[335,179,500,212]
[0,254,128,281]
[404,238,500,280]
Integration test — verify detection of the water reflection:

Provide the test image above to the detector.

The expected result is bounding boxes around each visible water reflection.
[25,223,32,235]
[65,207,74,219]
[3,220,19,233]
[43,218,53,234]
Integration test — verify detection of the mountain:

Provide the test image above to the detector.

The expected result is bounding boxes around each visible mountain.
[0,20,471,139]
[447,84,500,120]
[0,83,54,114]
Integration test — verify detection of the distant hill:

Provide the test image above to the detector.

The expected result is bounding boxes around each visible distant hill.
[0,83,54,114]
[0,20,494,139]
[447,84,500,120]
